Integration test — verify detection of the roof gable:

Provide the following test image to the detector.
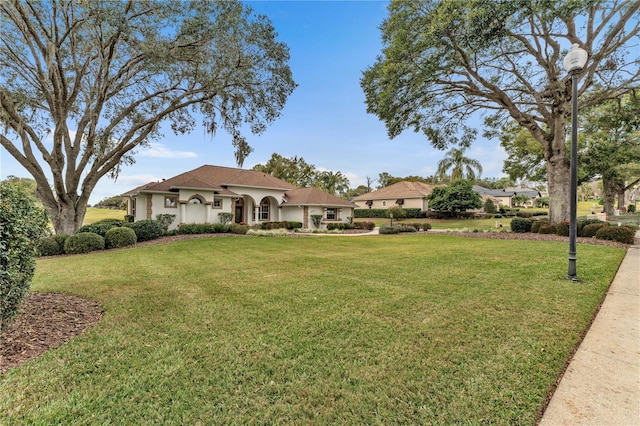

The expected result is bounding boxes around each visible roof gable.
[283,187,355,207]
[353,181,439,201]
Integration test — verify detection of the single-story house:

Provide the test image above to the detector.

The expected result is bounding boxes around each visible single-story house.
[352,181,440,211]
[472,185,542,208]
[123,165,355,230]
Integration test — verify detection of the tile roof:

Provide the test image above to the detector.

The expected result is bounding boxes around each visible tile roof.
[472,185,541,198]
[353,181,440,201]
[124,164,296,195]
[283,187,355,207]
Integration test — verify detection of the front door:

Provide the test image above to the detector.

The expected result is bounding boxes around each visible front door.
[234,198,244,223]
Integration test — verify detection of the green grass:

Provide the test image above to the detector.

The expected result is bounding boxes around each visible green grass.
[83,207,125,225]
[0,235,626,424]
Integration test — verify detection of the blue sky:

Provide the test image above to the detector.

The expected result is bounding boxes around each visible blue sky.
[0,0,507,204]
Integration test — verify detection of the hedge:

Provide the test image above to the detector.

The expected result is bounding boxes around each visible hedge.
[354,208,426,219]
[124,219,165,241]
[510,217,533,233]
[64,232,105,254]
[105,227,137,249]
[595,226,635,244]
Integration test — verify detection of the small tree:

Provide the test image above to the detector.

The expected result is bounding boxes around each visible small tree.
[428,180,482,217]
[483,198,497,213]
[1,182,48,332]
[511,194,530,207]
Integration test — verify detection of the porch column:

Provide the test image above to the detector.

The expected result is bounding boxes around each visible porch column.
[180,202,186,224]
[254,206,260,225]
[205,202,212,223]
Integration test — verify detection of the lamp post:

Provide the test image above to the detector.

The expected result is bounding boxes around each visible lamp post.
[563,43,588,281]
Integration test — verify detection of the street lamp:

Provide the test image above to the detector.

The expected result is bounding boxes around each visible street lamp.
[563,43,588,281]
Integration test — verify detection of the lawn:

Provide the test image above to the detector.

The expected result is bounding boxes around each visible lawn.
[83,207,125,225]
[0,235,626,424]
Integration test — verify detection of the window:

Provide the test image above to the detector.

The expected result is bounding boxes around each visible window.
[164,196,177,208]
[189,197,202,204]
[326,208,336,220]
[213,198,222,208]
[382,201,387,207]
[260,198,269,220]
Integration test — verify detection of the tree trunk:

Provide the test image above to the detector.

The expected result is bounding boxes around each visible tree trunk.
[43,197,88,235]
[546,152,571,224]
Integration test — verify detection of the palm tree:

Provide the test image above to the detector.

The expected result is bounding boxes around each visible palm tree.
[314,171,350,196]
[436,147,483,181]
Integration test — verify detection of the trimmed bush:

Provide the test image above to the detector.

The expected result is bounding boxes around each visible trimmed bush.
[555,221,570,237]
[105,227,137,249]
[577,219,604,236]
[595,226,635,244]
[354,221,375,231]
[124,219,165,241]
[326,222,356,231]
[510,217,533,233]
[77,219,124,237]
[354,208,425,219]
[531,219,549,233]
[177,223,230,234]
[155,214,176,231]
[582,222,610,238]
[36,237,64,256]
[422,222,432,231]
[53,233,70,251]
[218,212,234,225]
[538,224,556,234]
[379,224,400,234]
[0,182,48,332]
[229,224,249,234]
[64,232,105,254]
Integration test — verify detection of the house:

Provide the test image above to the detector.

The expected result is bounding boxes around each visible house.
[123,165,355,230]
[352,181,440,211]
[472,185,542,208]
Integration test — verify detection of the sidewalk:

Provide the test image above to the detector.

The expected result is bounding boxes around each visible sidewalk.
[539,232,640,425]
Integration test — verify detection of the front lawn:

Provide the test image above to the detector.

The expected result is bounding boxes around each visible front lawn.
[0,235,626,424]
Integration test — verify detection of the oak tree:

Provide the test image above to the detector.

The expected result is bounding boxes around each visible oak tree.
[361,0,639,223]
[0,0,296,234]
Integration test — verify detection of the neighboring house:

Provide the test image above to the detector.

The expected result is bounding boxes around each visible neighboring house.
[472,185,542,208]
[352,181,440,211]
[123,165,355,230]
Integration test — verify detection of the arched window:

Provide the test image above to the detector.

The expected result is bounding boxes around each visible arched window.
[259,198,270,220]
[188,195,204,204]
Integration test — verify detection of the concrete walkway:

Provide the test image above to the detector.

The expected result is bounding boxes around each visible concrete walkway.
[539,232,640,425]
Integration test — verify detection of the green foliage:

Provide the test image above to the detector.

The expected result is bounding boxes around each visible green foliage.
[510,217,533,233]
[555,222,569,237]
[628,204,636,213]
[582,222,610,238]
[155,214,176,231]
[124,215,134,223]
[124,220,165,242]
[387,205,406,219]
[36,237,64,257]
[535,197,550,208]
[311,215,323,228]
[64,232,105,255]
[94,195,125,210]
[538,224,557,234]
[354,221,376,231]
[436,147,483,181]
[428,180,482,216]
[483,198,497,213]
[0,182,48,331]
[326,222,356,231]
[229,224,249,234]
[218,212,234,225]
[422,222,432,231]
[177,223,230,234]
[595,226,636,244]
[77,219,125,237]
[531,219,548,233]
[105,227,137,249]
[577,219,605,237]
[354,208,425,219]
[378,224,400,234]
[258,221,303,230]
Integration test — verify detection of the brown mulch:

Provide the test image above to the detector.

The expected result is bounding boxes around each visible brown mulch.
[0,293,103,374]
[0,230,631,374]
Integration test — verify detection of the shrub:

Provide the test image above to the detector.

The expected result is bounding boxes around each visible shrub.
[77,219,124,237]
[378,224,400,234]
[326,222,356,231]
[105,227,137,249]
[36,237,64,256]
[396,225,417,233]
[595,226,635,244]
[354,221,375,231]
[531,219,549,233]
[483,198,497,214]
[218,212,234,225]
[582,222,610,238]
[422,222,432,231]
[538,224,556,234]
[229,223,249,234]
[124,214,134,223]
[311,215,323,228]
[155,214,176,231]
[64,232,105,254]
[628,204,636,213]
[125,219,165,241]
[388,205,406,219]
[0,182,48,332]
[510,217,533,233]
[577,219,604,236]
[178,223,230,234]
[555,221,570,236]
